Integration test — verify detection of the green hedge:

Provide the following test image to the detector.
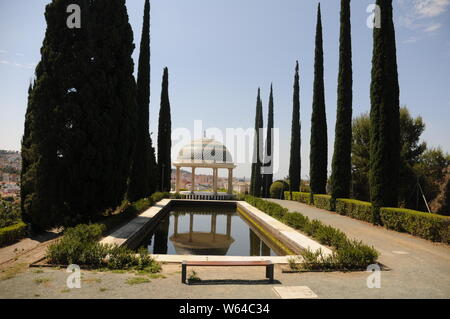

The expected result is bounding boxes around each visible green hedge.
[245,196,378,270]
[284,191,311,204]
[313,194,332,211]
[380,207,450,243]
[284,192,332,210]
[0,222,27,247]
[284,191,450,244]
[336,199,374,223]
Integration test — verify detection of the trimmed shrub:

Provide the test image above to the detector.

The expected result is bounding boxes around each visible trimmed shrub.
[46,224,107,266]
[284,191,311,204]
[132,198,152,213]
[47,224,161,271]
[0,222,27,247]
[245,195,287,219]
[151,192,170,203]
[380,207,450,243]
[334,240,379,270]
[270,181,288,199]
[313,194,332,211]
[336,199,373,223]
[283,212,309,230]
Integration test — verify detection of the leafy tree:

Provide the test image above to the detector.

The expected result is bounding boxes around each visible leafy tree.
[157,67,172,192]
[310,4,328,195]
[431,168,450,215]
[331,0,352,202]
[352,108,426,206]
[351,114,372,201]
[250,88,263,197]
[289,61,301,193]
[128,0,157,201]
[416,147,450,211]
[369,0,400,211]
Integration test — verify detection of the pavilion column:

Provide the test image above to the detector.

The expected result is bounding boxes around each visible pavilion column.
[189,213,194,242]
[226,214,232,238]
[191,167,196,193]
[175,166,181,192]
[211,213,217,242]
[173,214,179,237]
[213,168,218,195]
[227,168,233,194]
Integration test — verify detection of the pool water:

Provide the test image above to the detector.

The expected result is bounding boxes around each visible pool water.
[139,204,284,256]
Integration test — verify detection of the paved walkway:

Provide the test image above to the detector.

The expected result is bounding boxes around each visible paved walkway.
[268,199,450,298]
[0,230,60,271]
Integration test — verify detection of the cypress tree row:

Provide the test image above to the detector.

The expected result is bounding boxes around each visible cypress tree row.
[331,0,353,201]
[128,0,157,201]
[310,3,328,195]
[289,61,301,193]
[369,0,400,210]
[21,0,138,229]
[262,84,274,198]
[250,88,263,197]
[157,67,172,192]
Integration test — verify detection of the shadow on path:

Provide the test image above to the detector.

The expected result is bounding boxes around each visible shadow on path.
[187,279,281,285]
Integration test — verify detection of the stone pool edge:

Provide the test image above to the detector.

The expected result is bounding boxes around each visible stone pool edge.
[236,201,332,257]
[99,199,332,264]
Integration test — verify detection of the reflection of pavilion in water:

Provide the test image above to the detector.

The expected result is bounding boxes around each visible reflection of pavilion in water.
[170,213,234,255]
[149,210,273,256]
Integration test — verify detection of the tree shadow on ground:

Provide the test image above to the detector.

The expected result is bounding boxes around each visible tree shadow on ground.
[187,279,281,285]
[29,230,61,243]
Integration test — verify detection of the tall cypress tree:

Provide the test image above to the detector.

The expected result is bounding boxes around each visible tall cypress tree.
[262,84,274,198]
[289,61,301,193]
[157,67,172,192]
[21,0,139,229]
[369,0,400,210]
[331,0,353,202]
[310,3,328,195]
[21,0,94,229]
[128,0,157,201]
[90,0,138,211]
[250,88,263,197]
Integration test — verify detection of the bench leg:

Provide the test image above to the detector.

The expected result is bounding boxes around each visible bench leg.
[181,263,187,284]
[266,264,274,283]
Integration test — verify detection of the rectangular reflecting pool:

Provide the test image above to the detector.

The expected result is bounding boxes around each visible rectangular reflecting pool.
[137,203,286,256]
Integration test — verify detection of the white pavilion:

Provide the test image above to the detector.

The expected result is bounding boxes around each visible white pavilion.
[173,138,236,199]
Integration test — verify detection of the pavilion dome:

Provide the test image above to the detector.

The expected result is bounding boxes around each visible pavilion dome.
[176,139,233,164]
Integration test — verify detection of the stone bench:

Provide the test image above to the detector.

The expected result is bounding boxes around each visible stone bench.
[181,260,274,284]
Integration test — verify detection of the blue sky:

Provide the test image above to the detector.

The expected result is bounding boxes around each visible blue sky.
[0,0,449,179]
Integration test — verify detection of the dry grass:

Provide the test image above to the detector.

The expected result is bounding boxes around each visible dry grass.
[0,263,28,281]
